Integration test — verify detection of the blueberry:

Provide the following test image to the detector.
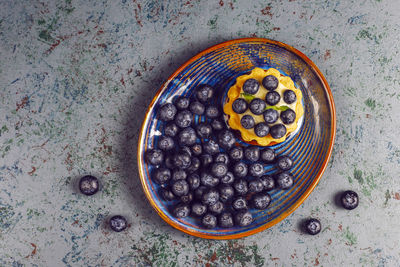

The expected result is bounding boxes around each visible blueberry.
[153,168,171,184]
[262,75,279,91]
[304,218,321,235]
[194,186,207,200]
[270,124,287,139]
[202,213,217,229]
[196,123,212,139]
[243,78,260,94]
[172,151,192,169]
[178,127,197,146]
[252,192,271,209]
[275,172,294,189]
[203,140,220,155]
[159,103,177,122]
[175,110,193,128]
[164,122,179,137]
[145,149,164,166]
[263,109,279,124]
[260,175,275,191]
[254,123,270,137]
[229,146,243,161]
[191,202,207,217]
[248,178,264,193]
[180,192,193,204]
[172,169,187,181]
[205,105,220,119]
[109,215,128,232]
[200,172,219,187]
[180,146,192,157]
[341,190,359,210]
[196,85,214,103]
[211,117,225,131]
[209,201,224,215]
[232,162,248,178]
[171,179,189,197]
[173,203,191,218]
[189,101,205,115]
[260,148,276,163]
[158,136,175,151]
[79,175,99,195]
[211,162,228,178]
[233,179,248,196]
[219,212,234,228]
[160,188,175,201]
[249,163,264,177]
[234,210,253,227]
[201,188,219,206]
[277,155,293,171]
[187,173,200,190]
[200,154,213,167]
[187,157,201,173]
[232,197,248,211]
[249,98,266,115]
[214,153,230,165]
[244,146,260,162]
[217,129,236,149]
[219,184,235,203]
[283,90,297,104]
[280,108,296,125]
[241,115,255,129]
[191,144,203,156]
[265,91,280,106]
[232,98,248,114]
[175,96,190,110]
[221,172,235,185]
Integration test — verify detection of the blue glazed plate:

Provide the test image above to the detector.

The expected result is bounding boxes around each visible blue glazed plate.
[137,38,336,239]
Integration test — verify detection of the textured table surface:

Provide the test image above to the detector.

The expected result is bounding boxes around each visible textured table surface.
[1,0,400,266]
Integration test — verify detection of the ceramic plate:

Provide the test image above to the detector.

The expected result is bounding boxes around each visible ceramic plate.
[137,38,336,239]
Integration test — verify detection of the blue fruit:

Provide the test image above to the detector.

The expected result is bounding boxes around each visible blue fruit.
[280,108,296,125]
[241,115,255,129]
[263,109,279,124]
[232,98,248,114]
[262,75,279,91]
[145,149,164,166]
[265,91,280,106]
[109,215,128,232]
[79,175,99,196]
[159,103,177,122]
[249,98,266,115]
[254,123,270,137]
[175,110,193,128]
[242,78,260,94]
[175,96,190,110]
[283,90,296,104]
[270,124,287,139]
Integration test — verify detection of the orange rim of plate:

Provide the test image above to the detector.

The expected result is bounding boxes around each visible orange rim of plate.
[137,38,337,240]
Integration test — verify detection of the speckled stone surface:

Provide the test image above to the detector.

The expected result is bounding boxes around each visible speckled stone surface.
[1,0,400,266]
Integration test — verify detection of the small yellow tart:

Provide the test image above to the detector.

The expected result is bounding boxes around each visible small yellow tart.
[223,67,304,146]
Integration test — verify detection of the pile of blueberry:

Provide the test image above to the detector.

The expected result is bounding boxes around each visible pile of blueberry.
[145,85,298,229]
[232,76,297,139]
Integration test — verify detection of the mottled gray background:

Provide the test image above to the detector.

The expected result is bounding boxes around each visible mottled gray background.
[0,0,399,266]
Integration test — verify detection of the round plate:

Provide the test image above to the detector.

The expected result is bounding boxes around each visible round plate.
[137,38,336,239]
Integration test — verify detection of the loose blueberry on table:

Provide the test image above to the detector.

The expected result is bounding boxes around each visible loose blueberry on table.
[304,218,321,235]
[79,175,99,196]
[341,190,359,210]
[109,215,128,232]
